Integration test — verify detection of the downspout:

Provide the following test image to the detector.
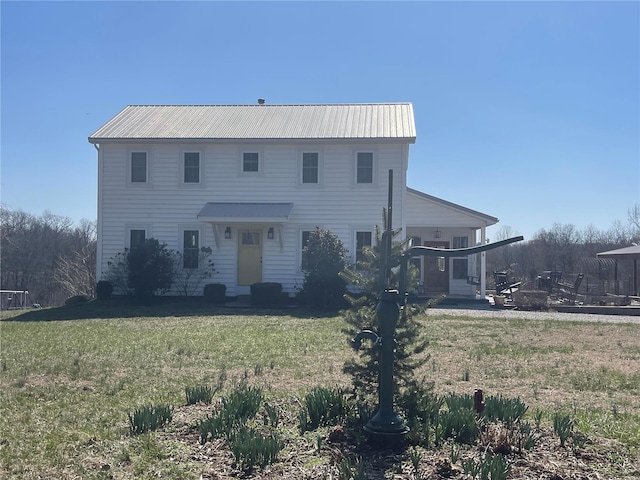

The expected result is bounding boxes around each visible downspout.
[400,144,408,237]
[93,142,103,283]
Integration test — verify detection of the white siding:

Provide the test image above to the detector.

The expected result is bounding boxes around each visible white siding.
[97,140,409,295]
[406,192,491,229]
[405,190,498,298]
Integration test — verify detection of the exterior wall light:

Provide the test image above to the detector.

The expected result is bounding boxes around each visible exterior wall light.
[434,228,441,239]
[267,227,274,240]
[224,227,231,239]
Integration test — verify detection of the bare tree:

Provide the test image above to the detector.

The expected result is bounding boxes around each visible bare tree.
[53,220,97,298]
[627,204,640,243]
[0,206,96,306]
[171,247,216,296]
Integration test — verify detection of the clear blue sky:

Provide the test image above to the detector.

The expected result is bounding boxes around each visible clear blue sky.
[2,1,638,241]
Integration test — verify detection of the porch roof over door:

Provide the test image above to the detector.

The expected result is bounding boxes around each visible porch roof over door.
[197,202,294,224]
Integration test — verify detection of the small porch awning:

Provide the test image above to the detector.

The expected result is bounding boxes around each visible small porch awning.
[197,202,294,249]
[197,202,294,224]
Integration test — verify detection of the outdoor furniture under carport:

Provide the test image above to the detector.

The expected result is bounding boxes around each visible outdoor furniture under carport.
[597,244,640,296]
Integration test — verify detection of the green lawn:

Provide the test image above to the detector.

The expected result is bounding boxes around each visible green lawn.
[1,301,639,479]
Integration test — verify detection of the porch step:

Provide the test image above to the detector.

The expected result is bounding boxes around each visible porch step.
[236,295,252,304]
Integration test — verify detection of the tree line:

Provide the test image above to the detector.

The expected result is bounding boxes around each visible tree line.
[1,207,96,307]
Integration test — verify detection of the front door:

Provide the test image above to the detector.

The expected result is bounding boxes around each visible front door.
[423,241,449,293]
[238,230,262,285]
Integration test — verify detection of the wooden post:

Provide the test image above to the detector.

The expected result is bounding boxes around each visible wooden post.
[474,389,485,415]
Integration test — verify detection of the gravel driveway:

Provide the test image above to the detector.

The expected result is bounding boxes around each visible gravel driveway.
[424,304,640,324]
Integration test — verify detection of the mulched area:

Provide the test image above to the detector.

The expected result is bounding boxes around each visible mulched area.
[155,403,639,479]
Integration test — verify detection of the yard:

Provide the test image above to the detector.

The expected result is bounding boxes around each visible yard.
[1,301,639,479]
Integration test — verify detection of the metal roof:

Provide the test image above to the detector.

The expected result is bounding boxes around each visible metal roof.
[597,244,640,260]
[88,104,416,142]
[197,202,294,223]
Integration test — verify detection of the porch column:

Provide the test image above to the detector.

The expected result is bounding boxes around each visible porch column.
[480,227,487,298]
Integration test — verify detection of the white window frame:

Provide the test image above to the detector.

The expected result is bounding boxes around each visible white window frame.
[128,150,149,185]
[125,225,151,249]
[452,258,469,280]
[299,150,322,186]
[182,229,200,269]
[181,150,202,186]
[354,229,373,267]
[179,226,204,270]
[354,150,376,185]
[452,236,469,280]
[240,150,262,174]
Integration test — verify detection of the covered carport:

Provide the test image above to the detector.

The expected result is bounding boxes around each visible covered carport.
[597,245,640,296]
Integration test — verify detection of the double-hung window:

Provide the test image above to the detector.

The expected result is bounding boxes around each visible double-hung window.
[356,231,373,265]
[130,229,146,248]
[302,152,319,184]
[299,230,313,272]
[302,231,312,250]
[183,230,199,269]
[452,236,469,279]
[243,152,259,173]
[183,152,200,183]
[130,152,147,183]
[356,152,373,184]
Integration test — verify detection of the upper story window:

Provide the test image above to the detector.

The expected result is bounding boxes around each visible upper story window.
[130,152,147,183]
[356,152,373,184]
[243,152,260,173]
[183,152,200,183]
[356,231,373,264]
[183,230,200,269]
[302,152,319,184]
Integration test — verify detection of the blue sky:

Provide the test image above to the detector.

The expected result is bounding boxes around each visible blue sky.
[2,1,638,241]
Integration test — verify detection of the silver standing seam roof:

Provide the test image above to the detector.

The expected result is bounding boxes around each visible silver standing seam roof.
[88,104,416,142]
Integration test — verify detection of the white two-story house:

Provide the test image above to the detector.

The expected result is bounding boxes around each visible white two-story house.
[88,103,498,299]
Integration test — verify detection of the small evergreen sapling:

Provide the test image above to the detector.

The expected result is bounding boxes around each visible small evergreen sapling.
[341,210,430,407]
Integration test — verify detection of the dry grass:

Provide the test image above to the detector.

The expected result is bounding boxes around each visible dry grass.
[420,315,640,414]
[1,302,639,479]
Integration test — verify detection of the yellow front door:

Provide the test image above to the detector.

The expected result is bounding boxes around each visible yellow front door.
[238,230,262,285]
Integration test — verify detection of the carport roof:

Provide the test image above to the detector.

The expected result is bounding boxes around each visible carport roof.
[597,245,640,260]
